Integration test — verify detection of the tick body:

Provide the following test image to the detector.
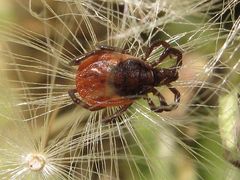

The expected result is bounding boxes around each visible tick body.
[69,40,182,122]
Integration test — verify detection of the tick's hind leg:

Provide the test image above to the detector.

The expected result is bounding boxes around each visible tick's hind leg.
[102,103,132,123]
[97,45,129,54]
[68,89,102,111]
[69,49,103,66]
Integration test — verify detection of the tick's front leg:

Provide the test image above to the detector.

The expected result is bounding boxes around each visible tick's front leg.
[144,40,171,61]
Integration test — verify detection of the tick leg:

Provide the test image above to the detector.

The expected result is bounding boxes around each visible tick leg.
[167,84,180,105]
[152,47,182,68]
[97,45,129,54]
[146,87,180,112]
[68,89,102,111]
[144,40,182,68]
[167,47,182,68]
[102,103,132,123]
[144,40,171,60]
[69,49,103,66]
[68,89,91,108]
[144,88,169,112]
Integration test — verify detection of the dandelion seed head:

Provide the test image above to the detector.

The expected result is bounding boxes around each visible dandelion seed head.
[24,153,46,171]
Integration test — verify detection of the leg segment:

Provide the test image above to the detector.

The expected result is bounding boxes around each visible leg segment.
[151,47,182,68]
[166,47,182,68]
[68,89,133,123]
[97,45,129,54]
[144,40,171,60]
[167,84,180,105]
[145,86,180,112]
[69,45,129,66]
[68,89,102,111]
[145,88,170,112]
[144,40,182,69]
[102,103,132,123]
[69,49,104,66]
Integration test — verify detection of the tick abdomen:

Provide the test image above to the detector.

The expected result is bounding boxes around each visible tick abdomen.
[111,59,154,96]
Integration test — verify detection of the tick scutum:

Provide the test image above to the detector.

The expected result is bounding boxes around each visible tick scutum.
[111,59,154,96]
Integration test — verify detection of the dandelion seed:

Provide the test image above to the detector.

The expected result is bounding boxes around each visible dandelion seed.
[24,153,46,171]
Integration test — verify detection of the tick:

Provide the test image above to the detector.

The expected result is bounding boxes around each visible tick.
[68,40,182,122]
